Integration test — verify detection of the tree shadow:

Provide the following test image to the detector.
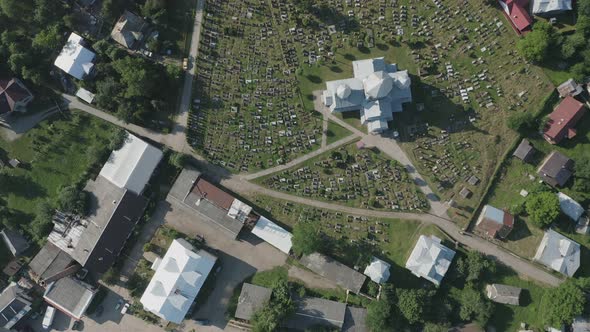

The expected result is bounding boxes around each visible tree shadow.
[330,66,343,73]
[0,174,47,199]
[343,53,356,61]
[376,43,389,51]
[357,45,370,54]
[505,217,533,242]
[306,75,323,84]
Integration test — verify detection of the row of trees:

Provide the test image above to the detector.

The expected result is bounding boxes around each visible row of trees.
[250,280,294,332]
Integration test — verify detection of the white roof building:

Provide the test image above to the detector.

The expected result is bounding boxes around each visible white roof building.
[140,239,217,324]
[54,33,96,80]
[99,132,163,195]
[363,256,391,284]
[405,235,456,286]
[75,88,95,104]
[531,0,572,15]
[251,216,292,254]
[324,57,412,134]
[534,229,580,277]
[558,192,584,222]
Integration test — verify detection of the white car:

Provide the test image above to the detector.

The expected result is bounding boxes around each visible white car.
[42,306,56,330]
[121,303,130,315]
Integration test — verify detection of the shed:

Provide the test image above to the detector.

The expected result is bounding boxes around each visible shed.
[251,216,292,254]
[558,192,584,222]
[513,139,535,163]
[234,283,272,321]
[485,284,522,305]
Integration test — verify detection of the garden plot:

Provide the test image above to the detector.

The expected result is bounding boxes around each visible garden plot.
[256,142,428,211]
[189,0,322,173]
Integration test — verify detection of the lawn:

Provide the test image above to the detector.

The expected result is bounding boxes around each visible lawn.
[326,120,353,145]
[0,112,117,242]
[255,142,429,212]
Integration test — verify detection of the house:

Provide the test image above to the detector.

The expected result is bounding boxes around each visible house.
[47,177,148,274]
[557,79,584,98]
[110,10,147,49]
[459,187,472,199]
[0,283,32,330]
[283,297,347,330]
[43,277,96,320]
[54,32,96,80]
[99,132,163,195]
[558,192,584,222]
[0,229,29,256]
[543,96,586,144]
[405,235,456,286]
[251,216,293,254]
[485,284,522,305]
[140,239,217,324]
[363,256,391,284]
[342,307,368,332]
[0,78,34,117]
[534,229,580,277]
[537,151,574,187]
[234,283,272,321]
[167,167,250,239]
[300,253,367,294]
[531,0,573,15]
[28,242,78,286]
[475,205,515,239]
[323,57,412,134]
[498,0,533,34]
[513,139,535,163]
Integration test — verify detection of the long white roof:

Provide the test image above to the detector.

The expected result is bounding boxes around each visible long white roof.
[405,235,455,286]
[251,216,293,254]
[534,229,580,277]
[140,239,216,324]
[532,0,572,14]
[99,132,163,195]
[54,33,96,80]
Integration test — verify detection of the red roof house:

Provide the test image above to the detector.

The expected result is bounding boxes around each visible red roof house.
[499,0,533,34]
[0,78,34,116]
[543,96,586,144]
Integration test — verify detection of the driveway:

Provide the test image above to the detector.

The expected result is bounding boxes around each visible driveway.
[154,200,287,331]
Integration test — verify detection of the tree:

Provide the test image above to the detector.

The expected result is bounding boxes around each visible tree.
[95,77,122,111]
[396,288,428,325]
[142,0,166,18]
[56,185,87,214]
[108,129,127,151]
[541,279,586,327]
[456,251,496,283]
[0,0,33,19]
[561,33,586,59]
[507,112,535,133]
[517,21,554,62]
[32,24,62,54]
[573,157,590,192]
[579,0,590,16]
[102,267,119,285]
[292,221,323,256]
[366,298,394,332]
[250,279,293,332]
[525,191,560,228]
[423,323,451,332]
[112,57,156,98]
[33,0,64,25]
[458,286,493,327]
[169,152,189,169]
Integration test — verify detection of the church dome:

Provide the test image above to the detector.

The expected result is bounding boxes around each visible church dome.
[336,84,352,99]
[364,71,393,99]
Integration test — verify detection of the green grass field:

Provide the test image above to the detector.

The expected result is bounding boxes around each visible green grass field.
[325,121,353,145]
[0,112,117,242]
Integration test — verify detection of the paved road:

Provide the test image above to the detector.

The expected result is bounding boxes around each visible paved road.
[220,179,563,287]
[162,0,206,153]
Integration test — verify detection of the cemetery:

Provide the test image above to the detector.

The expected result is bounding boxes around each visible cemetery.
[256,142,429,211]
[189,0,554,228]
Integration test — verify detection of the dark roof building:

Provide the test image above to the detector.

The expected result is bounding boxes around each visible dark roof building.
[475,205,514,239]
[513,139,535,163]
[0,229,29,256]
[0,78,33,116]
[537,151,574,187]
[167,168,249,239]
[543,96,586,144]
[234,283,272,321]
[283,297,347,331]
[557,79,584,98]
[43,277,96,320]
[0,283,32,330]
[342,307,368,332]
[300,253,367,294]
[110,10,147,49]
[486,284,522,305]
[29,242,77,286]
[47,176,147,274]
